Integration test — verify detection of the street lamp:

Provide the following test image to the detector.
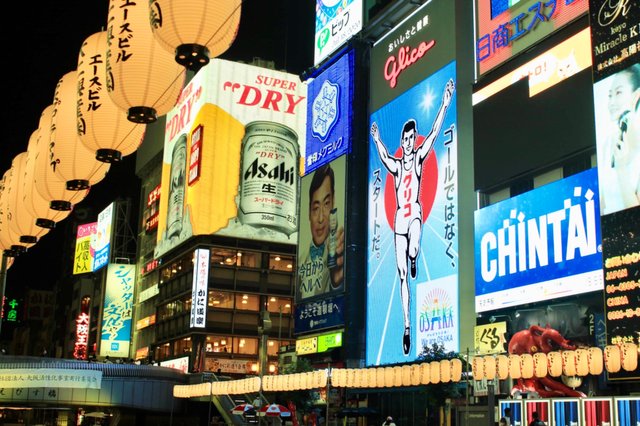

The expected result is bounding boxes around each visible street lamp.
[258,305,272,423]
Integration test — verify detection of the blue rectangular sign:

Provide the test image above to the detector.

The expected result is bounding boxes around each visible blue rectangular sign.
[304,50,353,175]
[294,294,344,334]
[474,168,604,312]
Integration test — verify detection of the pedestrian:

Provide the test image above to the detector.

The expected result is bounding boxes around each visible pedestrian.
[383,416,396,426]
[528,411,545,426]
[500,407,511,426]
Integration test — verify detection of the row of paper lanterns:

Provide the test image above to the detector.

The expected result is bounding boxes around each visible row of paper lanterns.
[471,344,638,381]
[173,344,639,398]
[1,0,241,256]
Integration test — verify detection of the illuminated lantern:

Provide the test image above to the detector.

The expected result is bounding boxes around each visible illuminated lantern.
[347,368,357,388]
[430,361,441,384]
[34,105,89,211]
[0,171,29,255]
[484,356,497,380]
[547,351,563,377]
[22,130,71,229]
[384,367,395,388]
[533,352,548,378]
[315,370,327,388]
[621,343,638,372]
[562,351,577,377]
[5,153,50,244]
[50,70,111,190]
[575,349,590,376]
[419,363,431,385]
[149,0,241,71]
[375,367,386,388]
[472,356,485,380]
[393,366,402,387]
[605,345,622,374]
[410,363,422,386]
[106,0,186,123]
[496,355,509,380]
[262,375,271,391]
[401,364,412,386]
[508,354,521,379]
[353,369,363,389]
[440,360,452,383]
[588,347,604,376]
[520,354,534,379]
[451,358,463,382]
[332,369,344,388]
[77,31,146,163]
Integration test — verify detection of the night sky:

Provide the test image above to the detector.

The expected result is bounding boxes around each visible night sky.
[2,1,315,295]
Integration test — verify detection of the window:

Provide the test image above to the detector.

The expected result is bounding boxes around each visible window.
[235,293,260,311]
[234,337,258,355]
[268,254,294,271]
[211,248,260,268]
[208,290,234,308]
[206,335,231,353]
[158,298,189,321]
[266,297,292,314]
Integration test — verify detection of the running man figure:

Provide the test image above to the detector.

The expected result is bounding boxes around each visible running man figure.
[370,79,455,355]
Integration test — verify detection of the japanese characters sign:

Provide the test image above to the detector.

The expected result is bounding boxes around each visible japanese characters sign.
[190,248,210,328]
[314,0,362,66]
[475,0,588,76]
[474,322,507,355]
[294,294,344,334]
[0,369,102,389]
[305,50,353,175]
[93,203,114,271]
[99,264,135,358]
[73,222,97,275]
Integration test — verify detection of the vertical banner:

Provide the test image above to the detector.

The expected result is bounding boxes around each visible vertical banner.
[367,62,458,364]
[93,203,114,271]
[73,222,97,275]
[100,264,135,358]
[190,248,210,328]
[297,155,346,302]
[305,50,354,175]
[154,59,307,259]
[314,0,363,66]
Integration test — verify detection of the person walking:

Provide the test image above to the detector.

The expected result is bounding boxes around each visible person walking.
[528,411,545,426]
[382,416,396,426]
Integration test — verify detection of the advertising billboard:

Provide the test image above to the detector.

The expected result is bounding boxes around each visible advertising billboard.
[93,202,114,271]
[314,0,362,66]
[474,168,604,313]
[297,154,346,301]
[305,50,353,175]
[475,0,588,76]
[73,222,97,275]
[154,59,307,259]
[367,61,459,365]
[99,263,135,358]
[294,294,345,335]
[190,248,210,329]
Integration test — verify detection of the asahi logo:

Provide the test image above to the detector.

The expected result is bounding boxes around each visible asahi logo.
[243,158,295,186]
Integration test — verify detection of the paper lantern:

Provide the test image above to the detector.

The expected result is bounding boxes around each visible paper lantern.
[401,364,412,386]
[353,369,364,389]
[533,352,548,378]
[0,171,29,255]
[384,367,394,388]
[621,343,638,372]
[588,347,604,376]
[430,361,441,384]
[605,345,622,373]
[373,367,384,388]
[575,349,590,376]
[5,153,49,244]
[471,356,485,380]
[77,31,146,163]
[520,353,534,379]
[346,368,357,388]
[484,356,497,380]
[451,358,463,382]
[106,0,186,123]
[547,351,563,377]
[315,370,327,388]
[149,0,241,71]
[562,350,577,377]
[50,70,111,190]
[22,130,71,229]
[331,368,344,388]
[496,355,510,380]
[420,362,431,385]
[440,360,452,383]
[393,366,403,387]
[508,354,521,379]
[33,105,89,211]
[410,363,422,386]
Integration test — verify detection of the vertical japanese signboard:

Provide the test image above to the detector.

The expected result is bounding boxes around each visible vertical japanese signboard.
[73,222,97,275]
[367,0,459,366]
[93,203,114,271]
[190,248,210,329]
[100,264,135,358]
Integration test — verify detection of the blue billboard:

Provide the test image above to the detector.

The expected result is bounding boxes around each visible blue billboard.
[304,50,353,176]
[474,168,604,312]
[294,294,344,334]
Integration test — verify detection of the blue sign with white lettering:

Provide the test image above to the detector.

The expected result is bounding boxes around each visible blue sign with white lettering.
[474,168,604,312]
[294,294,344,334]
[304,50,353,176]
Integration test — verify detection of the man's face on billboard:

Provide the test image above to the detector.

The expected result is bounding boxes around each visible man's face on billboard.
[401,128,416,156]
[309,175,333,246]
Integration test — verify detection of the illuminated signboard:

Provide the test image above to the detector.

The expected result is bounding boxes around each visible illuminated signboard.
[99,264,135,358]
[474,168,604,313]
[160,356,189,373]
[73,222,97,275]
[317,331,343,353]
[314,0,362,66]
[475,0,588,76]
[473,27,592,105]
[136,314,156,330]
[474,322,507,355]
[305,50,353,175]
[143,184,160,233]
[1,297,21,323]
[297,154,346,301]
[74,305,90,361]
[93,203,114,271]
[296,336,318,355]
[154,59,307,259]
[138,283,159,303]
[294,294,345,334]
[367,62,459,366]
[190,248,210,328]
[206,358,254,374]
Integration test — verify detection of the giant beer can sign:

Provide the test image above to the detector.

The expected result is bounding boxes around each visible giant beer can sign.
[154,59,307,258]
[239,121,299,235]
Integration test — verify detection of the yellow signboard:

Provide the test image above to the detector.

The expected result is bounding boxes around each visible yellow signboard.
[295,336,318,355]
[474,322,507,355]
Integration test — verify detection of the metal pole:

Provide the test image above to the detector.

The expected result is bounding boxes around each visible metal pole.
[0,253,9,336]
[278,305,283,341]
[208,374,214,426]
[326,363,331,426]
